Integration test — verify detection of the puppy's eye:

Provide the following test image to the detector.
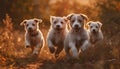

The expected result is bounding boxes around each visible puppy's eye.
[26,24,28,27]
[90,26,93,28]
[32,24,35,26]
[54,21,57,24]
[71,20,75,23]
[96,26,98,28]
[78,19,82,22]
[61,21,63,24]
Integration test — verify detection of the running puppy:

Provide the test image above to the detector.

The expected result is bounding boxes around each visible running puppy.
[20,18,44,55]
[87,21,103,45]
[64,13,90,59]
[47,16,68,58]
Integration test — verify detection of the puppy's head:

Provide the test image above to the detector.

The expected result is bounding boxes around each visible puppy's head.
[20,18,42,32]
[50,16,68,30]
[87,21,102,33]
[67,13,88,30]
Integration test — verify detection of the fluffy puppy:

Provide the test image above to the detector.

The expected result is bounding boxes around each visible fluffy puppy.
[87,21,103,45]
[20,18,44,55]
[64,13,90,59]
[47,16,68,58]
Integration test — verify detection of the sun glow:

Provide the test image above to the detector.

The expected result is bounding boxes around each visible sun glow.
[77,0,90,5]
[50,0,92,5]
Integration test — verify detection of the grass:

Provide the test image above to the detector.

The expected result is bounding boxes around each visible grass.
[0,14,120,69]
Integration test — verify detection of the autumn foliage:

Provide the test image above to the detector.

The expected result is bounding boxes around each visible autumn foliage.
[0,0,120,69]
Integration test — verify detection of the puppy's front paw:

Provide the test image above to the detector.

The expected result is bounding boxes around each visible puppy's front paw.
[49,47,55,53]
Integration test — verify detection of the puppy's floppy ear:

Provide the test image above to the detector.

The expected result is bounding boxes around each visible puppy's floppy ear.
[34,18,42,23]
[80,14,89,22]
[20,20,27,26]
[86,21,92,29]
[97,21,102,28]
[50,16,56,23]
[67,13,74,20]
[63,16,68,22]
[87,21,93,26]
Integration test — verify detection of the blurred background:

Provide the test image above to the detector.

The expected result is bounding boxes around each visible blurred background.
[0,0,120,69]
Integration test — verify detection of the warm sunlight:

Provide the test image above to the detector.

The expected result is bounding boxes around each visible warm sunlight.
[0,0,120,69]
[50,0,91,5]
[77,0,90,5]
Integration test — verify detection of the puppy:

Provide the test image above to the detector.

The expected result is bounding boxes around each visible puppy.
[46,16,68,58]
[20,18,44,55]
[64,13,90,59]
[87,21,103,45]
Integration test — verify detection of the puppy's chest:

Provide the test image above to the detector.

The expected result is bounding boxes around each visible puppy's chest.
[74,34,85,45]
[74,34,83,41]
[76,36,81,41]
[52,33,65,45]
[90,34,99,43]
[29,36,40,46]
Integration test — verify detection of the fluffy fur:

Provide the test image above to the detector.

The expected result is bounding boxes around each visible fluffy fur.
[20,18,44,55]
[64,13,90,59]
[46,16,68,58]
[87,21,103,45]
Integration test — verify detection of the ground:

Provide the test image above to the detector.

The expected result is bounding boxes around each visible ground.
[0,23,120,69]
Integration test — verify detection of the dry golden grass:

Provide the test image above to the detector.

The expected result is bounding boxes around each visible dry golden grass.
[0,14,120,69]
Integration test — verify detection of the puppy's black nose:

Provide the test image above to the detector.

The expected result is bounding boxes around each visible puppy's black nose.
[75,25,79,28]
[56,25,60,28]
[29,27,32,30]
[93,29,96,32]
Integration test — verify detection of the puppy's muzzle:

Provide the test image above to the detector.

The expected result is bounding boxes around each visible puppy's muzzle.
[92,29,97,33]
[56,25,62,30]
[73,24,80,29]
[28,27,32,31]
[93,29,95,32]
[56,25,60,28]
[75,24,79,28]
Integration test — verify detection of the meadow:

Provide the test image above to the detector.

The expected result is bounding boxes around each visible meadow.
[0,0,120,69]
